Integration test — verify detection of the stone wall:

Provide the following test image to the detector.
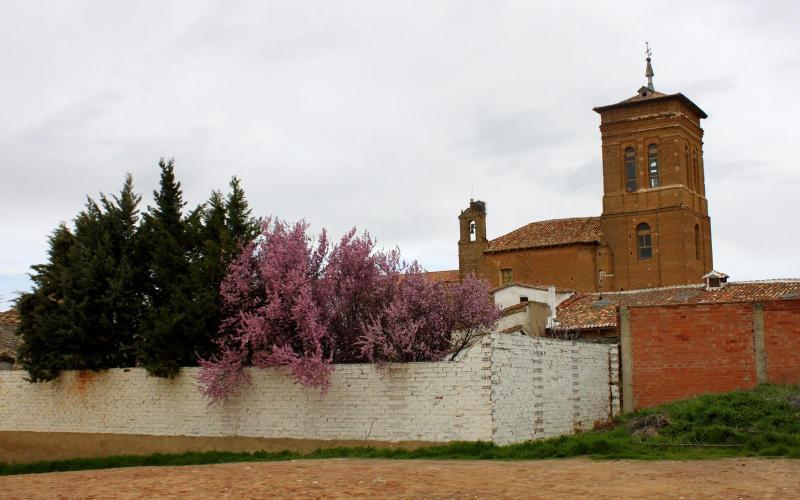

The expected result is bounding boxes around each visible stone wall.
[0,334,619,446]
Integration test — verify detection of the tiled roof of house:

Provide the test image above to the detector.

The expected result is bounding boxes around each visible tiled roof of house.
[553,280,800,331]
[499,323,525,334]
[491,282,575,294]
[423,270,461,283]
[486,217,602,253]
[500,301,529,317]
[0,309,21,360]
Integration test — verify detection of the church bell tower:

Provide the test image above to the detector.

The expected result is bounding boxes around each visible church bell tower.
[594,46,713,290]
[458,200,488,280]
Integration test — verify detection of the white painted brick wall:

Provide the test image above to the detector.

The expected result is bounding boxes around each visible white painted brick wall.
[491,335,619,445]
[0,334,618,445]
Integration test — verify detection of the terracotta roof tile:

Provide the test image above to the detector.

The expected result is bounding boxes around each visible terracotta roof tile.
[501,301,529,317]
[423,270,460,283]
[621,90,669,103]
[499,323,525,334]
[553,280,800,331]
[0,309,20,359]
[491,282,575,294]
[0,309,19,327]
[593,91,708,119]
[487,217,602,253]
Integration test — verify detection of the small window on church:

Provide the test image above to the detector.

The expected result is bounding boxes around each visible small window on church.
[636,223,652,259]
[648,144,660,188]
[500,268,513,285]
[695,224,702,260]
[624,147,636,192]
[469,220,477,242]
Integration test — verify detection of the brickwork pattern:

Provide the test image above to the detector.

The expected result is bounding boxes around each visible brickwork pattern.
[0,334,620,445]
[763,300,800,383]
[477,245,600,292]
[490,335,619,445]
[0,342,493,443]
[627,299,800,409]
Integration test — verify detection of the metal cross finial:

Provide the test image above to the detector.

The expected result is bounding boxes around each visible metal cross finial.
[644,41,655,91]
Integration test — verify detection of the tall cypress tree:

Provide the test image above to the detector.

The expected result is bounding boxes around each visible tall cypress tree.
[17,162,261,380]
[97,175,143,366]
[58,199,110,369]
[17,176,144,380]
[192,178,259,358]
[63,177,143,370]
[225,176,260,245]
[16,225,76,381]
[192,190,229,356]
[138,159,201,377]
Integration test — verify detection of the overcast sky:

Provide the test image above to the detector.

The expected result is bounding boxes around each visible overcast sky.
[1,1,799,309]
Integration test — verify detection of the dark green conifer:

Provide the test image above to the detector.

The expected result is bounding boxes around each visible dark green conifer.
[17,161,261,380]
[138,159,201,377]
[16,225,76,381]
[17,175,144,380]
[225,176,260,245]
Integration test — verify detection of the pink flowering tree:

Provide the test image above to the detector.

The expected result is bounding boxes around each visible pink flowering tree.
[358,269,499,363]
[198,219,332,403]
[198,218,499,404]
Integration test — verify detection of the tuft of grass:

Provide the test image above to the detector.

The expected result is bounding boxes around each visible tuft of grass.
[1,384,798,476]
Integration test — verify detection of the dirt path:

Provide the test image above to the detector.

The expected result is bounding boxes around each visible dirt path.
[1,458,798,499]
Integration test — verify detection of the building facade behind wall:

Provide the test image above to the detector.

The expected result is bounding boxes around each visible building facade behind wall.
[457,55,713,292]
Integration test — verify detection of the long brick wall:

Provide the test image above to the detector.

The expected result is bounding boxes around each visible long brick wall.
[0,334,618,446]
[623,298,800,409]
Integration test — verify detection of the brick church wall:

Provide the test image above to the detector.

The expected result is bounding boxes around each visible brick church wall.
[478,244,599,291]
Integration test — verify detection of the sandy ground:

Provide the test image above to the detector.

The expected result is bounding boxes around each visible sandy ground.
[2,458,799,499]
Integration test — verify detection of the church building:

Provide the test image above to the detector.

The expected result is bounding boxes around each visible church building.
[454,54,713,292]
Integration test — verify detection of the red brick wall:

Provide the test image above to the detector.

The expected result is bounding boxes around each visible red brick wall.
[763,300,800,383]
[476,244,599,292]
[628,303,757,409]
[627,299,800,409]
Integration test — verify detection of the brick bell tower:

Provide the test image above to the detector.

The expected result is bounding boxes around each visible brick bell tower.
[458,199,488,279]
[594,46,713,290]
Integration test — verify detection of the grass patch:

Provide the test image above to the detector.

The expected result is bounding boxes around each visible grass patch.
[2,384,799,475]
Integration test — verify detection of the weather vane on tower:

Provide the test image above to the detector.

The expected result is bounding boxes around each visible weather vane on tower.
[645,41,655,91]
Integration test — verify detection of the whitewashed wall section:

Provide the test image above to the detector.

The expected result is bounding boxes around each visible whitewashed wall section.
[0,334,618,445]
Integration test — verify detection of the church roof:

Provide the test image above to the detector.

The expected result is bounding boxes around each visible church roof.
[491,282,575,294]
[486,216,602,253]
[423,269,461,283]
[593,91,708,119]
[553,280,800,331]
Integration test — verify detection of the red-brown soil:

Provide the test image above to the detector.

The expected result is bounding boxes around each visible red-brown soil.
[1,457,799,499]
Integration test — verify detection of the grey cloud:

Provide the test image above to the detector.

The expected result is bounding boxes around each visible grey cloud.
[1,0,799,311]
[457,108,566,159]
